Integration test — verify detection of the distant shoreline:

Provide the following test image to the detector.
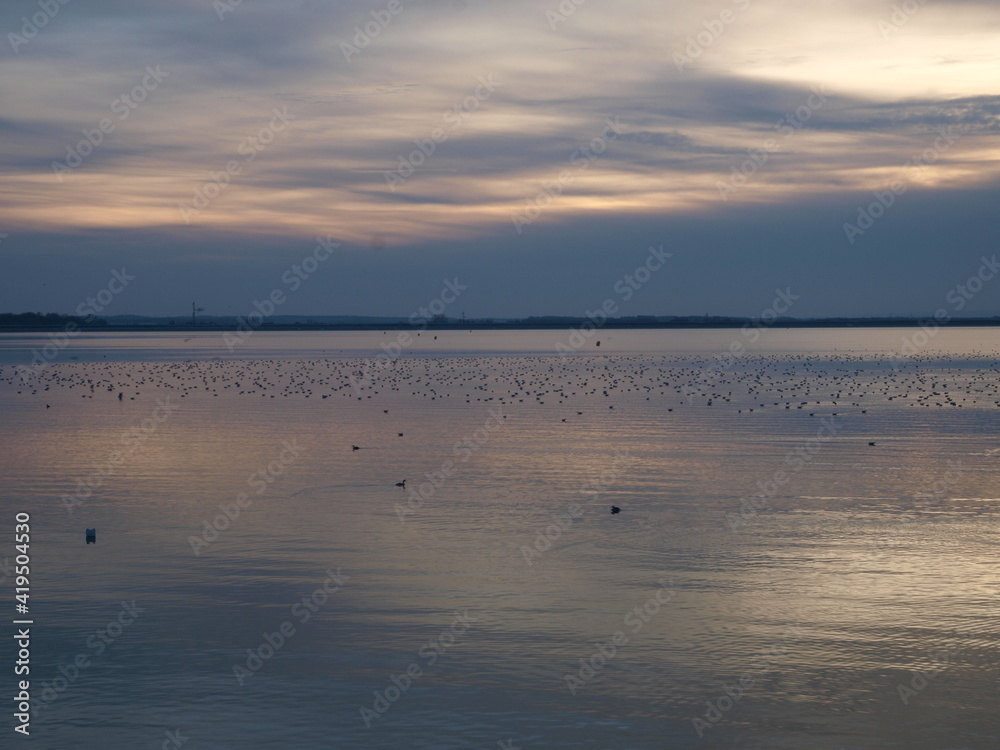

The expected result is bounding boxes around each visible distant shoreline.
[2,318,1000,333]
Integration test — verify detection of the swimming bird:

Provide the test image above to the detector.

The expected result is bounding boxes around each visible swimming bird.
[395,480,406,488]
[352,445,359,451]
[610,505,620,514]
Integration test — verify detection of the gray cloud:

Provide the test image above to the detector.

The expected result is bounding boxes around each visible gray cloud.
[2,0,1000,316]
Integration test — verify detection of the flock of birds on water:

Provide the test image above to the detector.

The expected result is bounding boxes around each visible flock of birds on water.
[4,351,999,516]
[5,353,999,411]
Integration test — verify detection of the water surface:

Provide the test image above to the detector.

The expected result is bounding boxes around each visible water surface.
[1,328,997,749]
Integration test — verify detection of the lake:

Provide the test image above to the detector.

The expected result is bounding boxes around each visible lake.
[0,328,997,749]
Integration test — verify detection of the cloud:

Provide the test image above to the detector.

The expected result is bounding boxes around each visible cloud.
[1,0,999,316]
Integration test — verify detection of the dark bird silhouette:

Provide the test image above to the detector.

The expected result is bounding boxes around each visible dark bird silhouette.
[869,441,876,446]
[352,445,360,451]
[395,480,406,488]
[610,505,621,514]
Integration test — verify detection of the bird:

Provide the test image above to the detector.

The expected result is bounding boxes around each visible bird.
[352,445,359,451]
[395,480,406,488]
[610,505,621,514]
[868,441,876,446]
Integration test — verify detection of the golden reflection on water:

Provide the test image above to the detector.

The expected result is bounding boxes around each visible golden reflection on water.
[0,330,997,749]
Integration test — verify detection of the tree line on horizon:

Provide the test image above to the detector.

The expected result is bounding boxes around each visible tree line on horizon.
[0,312,108,328]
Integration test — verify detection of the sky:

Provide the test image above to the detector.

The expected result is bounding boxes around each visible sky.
[1,0,999,319]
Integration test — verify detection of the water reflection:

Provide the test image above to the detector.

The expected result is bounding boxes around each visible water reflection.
[0,330,997,748]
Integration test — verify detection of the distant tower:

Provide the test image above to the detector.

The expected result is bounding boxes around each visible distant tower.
[191,302,205,326]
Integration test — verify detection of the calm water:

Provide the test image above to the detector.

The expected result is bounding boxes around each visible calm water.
[0,328,997,749]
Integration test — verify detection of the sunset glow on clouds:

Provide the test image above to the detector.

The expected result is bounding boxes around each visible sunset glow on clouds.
[1,0,999,316]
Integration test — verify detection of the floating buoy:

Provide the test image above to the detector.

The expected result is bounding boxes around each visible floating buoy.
[86,529,96,544]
